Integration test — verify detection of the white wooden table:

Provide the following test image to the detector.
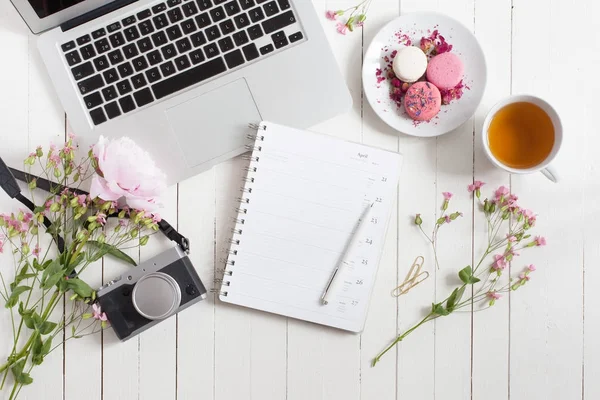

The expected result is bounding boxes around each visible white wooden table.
[0,0,597,399]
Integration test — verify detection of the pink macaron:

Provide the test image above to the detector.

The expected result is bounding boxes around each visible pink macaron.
[426,52,464,90]
[403,82,442,121]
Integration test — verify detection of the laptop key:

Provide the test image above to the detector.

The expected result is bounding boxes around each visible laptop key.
[160,61,176,77]
[83,92,103,109]
[220,19,235,35]
[108,49,124,65]
[80,44,96,60]
[240,0,255,9]
[107,22,121,32]
[232,30,249,46]
[263,1,278,16]
[273,35,288,49]
[137,37,154,53]
[233,13,250,29]
[224,49,245,68]
[153,14,169,29]
[176,37,192,53]
[214,0,227,4]
[166,25,183,40]
[124,26,140,42]
[117,62,134,78]
[210,6,226,22]
[181,19,197,34]
[167,8,183,23]
[119,95,137,113]
[92,28,106,39]
[116,79,133,95]
[247,24,263,39]
[77,34,91,46]
[109,32,125,47]
[152,3,167,13]
[189,49,205,64]
[147,50,163,65]
[93,55,110,71]
[71,62,94,81]
[190,31,207,47]
[242,43,259,61]
[161,44,177,60]
[262,10,296,34]
[277,0,290,10]
[122,15,136,26]
[259,43,273,55]
[137,9,152,20]
[131,73,148,89]
[78,74,104,95]
[218,36,234,52]
[174,55,191,71]
[65,51,82,66]
[89,108,107,125]
[138,20,155,35]
[224,1,240,16]
[197,0,212,11]
[151,31,168,47]
[182,2,198,16]
[168,0,182,6]
[102,85,118,101]
[203,43,220,58]
[132,56,149,71]
[145,67,162,83]
[195,12,211,28]
[94,38,111,54]
[289,31,302,43]
[62,41,76,52]
[248,7,264,22]
[103,68,119,84]
[105,101,122,119]
[205,26,221,41]
[123,43,139,59]
[152,57,226,99]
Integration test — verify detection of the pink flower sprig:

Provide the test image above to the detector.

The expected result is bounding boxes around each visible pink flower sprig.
[373,183,547,367]
[325,0,372,34]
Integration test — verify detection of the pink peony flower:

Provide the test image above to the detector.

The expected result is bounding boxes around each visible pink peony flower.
[92,304,108,322]
[506,234,517,242]
[534,236,546,246]
[528,264,536,272]
[467,181,485,193]
[442,192,453,200]
[90,136,166,212]
[325,10,337,20]
[152,213,162,223]
[22,211,33,223]
[487,291,502,300]
[494,186,509,201]
[336,22,348,35]
[492,254,507,270]
[76,194,88,207]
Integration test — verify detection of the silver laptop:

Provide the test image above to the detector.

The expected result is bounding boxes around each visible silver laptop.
[11,0,351,184]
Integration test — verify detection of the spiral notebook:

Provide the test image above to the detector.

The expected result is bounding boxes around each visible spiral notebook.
[220,122,402,332]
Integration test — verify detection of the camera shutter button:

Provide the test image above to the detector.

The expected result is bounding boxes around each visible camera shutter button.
[185,284,197,296]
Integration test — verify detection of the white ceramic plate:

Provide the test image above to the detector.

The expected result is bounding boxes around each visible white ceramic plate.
[363,12,487,137]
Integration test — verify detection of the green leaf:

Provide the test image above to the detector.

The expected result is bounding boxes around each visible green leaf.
[433,303,450,316]
[447,286,466,312]
[67,253,85,272]
[42,271,64,290]
[41,259,61,286]
[458,266,472,284]
[87,241,136,266]
[11,359,33,385]
[65,278,93,298]
[5,286,32,308]
[31,333,43,365]
[33,206,46,214]
[36,320,57,335]
[24,312,40,329]
[41,336,52,355]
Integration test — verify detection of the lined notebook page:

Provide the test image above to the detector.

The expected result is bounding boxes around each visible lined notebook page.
[221,122,402,332]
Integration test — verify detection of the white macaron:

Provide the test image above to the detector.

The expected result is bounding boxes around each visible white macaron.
[392,46,428,83]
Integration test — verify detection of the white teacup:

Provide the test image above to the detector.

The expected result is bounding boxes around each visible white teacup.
[482,95,562,183]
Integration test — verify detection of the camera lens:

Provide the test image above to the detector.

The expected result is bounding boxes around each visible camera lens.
[132,273,182,320]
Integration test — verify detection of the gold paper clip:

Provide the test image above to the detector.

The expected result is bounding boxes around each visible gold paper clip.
[392,256,429,297]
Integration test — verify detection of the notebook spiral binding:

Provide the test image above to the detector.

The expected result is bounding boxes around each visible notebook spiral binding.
[215,122,266,297]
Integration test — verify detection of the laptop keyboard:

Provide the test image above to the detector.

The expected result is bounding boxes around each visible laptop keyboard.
[61,0,304,126]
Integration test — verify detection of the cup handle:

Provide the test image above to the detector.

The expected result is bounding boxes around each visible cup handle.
[540,165,559,183]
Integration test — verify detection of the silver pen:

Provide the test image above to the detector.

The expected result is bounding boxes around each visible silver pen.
[321,203,374,305]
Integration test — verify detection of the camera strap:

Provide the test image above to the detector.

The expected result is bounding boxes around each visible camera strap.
[0,158,190,254]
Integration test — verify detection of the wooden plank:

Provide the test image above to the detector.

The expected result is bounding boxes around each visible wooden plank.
[509,0,585,398]
[138,186,179,400]
[470,0,512,399]
[177,170,216,400]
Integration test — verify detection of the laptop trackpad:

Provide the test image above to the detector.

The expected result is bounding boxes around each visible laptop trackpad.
[166,79,261,168]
